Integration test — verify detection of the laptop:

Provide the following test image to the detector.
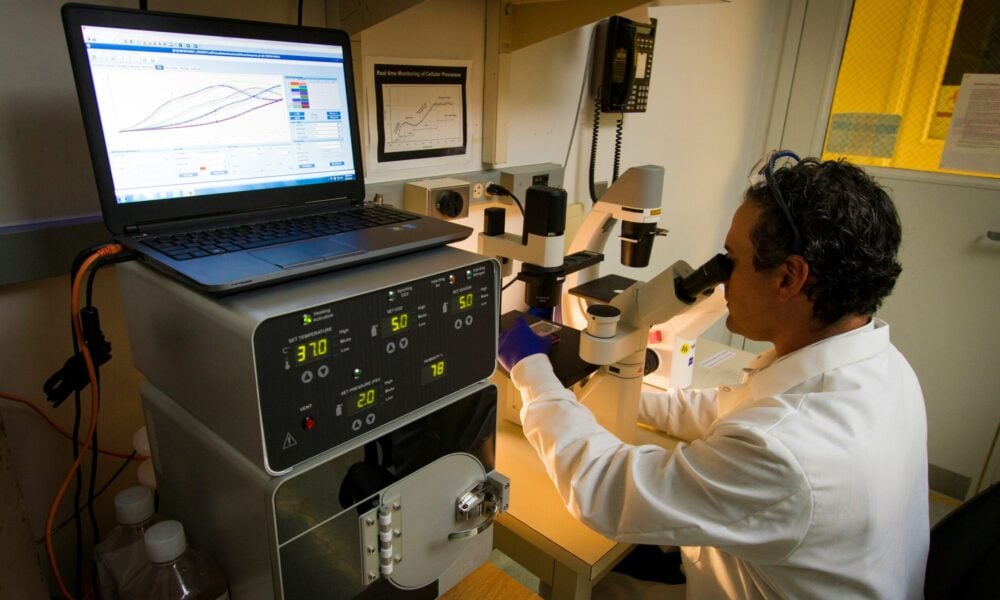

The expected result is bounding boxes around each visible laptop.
[62,3,471,294]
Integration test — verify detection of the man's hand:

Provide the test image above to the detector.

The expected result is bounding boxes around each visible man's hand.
[498,317,552,372]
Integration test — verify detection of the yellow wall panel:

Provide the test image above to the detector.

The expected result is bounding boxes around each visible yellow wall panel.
[822,0,999,179]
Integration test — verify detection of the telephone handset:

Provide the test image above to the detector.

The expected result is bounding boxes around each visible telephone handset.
[591,16,657,113]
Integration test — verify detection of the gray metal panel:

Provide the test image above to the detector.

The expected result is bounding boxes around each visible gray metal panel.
[119,246,500,474]
[119,260,265,466]
[142,382,279,599]
[143,379,498,599]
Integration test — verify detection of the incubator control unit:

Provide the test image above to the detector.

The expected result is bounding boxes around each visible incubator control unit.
[118,247,499,473]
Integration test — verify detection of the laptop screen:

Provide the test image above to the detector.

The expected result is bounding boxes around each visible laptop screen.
[64,5,367,235]
[78,25,356,205]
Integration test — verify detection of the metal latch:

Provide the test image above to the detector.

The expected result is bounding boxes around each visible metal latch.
[448,471,510,541]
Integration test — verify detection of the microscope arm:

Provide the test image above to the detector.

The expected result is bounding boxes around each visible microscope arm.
[560,165,666,330]
[571,254,730,442]
[579,254,732,367]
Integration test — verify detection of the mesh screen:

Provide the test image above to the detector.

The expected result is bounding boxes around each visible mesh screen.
[822,0,999,179]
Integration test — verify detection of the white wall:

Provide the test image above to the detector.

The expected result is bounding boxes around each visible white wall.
[873,171,1000,493]
[353,0,486,183]
[505,1,785,296]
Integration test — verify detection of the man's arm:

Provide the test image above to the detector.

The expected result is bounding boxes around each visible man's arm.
[638,387,720,441]
[511,354,810,559]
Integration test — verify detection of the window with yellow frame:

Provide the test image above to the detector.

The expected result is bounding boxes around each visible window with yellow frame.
[822,0,1000,178]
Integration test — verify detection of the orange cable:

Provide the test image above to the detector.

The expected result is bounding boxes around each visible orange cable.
[44,243,122,600]
[0,391,143,461]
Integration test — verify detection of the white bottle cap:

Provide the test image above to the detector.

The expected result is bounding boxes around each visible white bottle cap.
[114,486,155,525]
[144,520,187,564]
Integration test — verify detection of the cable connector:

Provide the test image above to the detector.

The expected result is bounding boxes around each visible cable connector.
[43,307,113,407]
[486,183,512,198]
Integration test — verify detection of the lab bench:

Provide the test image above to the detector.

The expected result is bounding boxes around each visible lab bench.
[494,338,754,600]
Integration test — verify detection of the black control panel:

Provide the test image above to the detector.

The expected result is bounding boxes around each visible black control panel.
[254,260,498,471]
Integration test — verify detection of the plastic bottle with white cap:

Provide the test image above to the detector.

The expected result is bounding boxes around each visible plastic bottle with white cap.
[120,520,229,600]
[94,486,162,600]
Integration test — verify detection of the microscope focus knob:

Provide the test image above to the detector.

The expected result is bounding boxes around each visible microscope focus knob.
[585,304,620,339]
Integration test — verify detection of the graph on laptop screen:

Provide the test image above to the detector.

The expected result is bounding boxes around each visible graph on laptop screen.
[79,25,357,204]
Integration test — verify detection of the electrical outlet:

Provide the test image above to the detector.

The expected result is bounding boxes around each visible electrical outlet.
[472,182,486,201]
[403,178,471,220]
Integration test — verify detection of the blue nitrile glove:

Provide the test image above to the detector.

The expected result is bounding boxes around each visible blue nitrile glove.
[498,317,552,372]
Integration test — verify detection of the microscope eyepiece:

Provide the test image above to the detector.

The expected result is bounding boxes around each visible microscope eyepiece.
[675,253,734,304]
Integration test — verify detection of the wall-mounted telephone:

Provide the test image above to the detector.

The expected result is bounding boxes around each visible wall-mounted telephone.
[587,15,657,201]
[591,16,657,113]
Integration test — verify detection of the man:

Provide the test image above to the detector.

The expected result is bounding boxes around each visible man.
[498,154,929,598]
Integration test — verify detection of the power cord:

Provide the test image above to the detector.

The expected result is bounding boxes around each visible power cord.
[38,451,139,543]
[486,183,524,217]
[42,242,125,600]
[0,391,138,459]
[612,112,624,183]
[52,245,133,597]
[589,97,601,203]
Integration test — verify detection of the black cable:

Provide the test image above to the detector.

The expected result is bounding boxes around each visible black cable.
[40,452,140,541]
[486,183,525,217]
[71,390,83,599]
[508,194,524,218]
[84,259,105,560]
[589,97,602,203]
[68,249,86,597]
[297,0,304,26]
[138,0,148,10]
[61,245,126,593]
[501,277,518,292]
[87,399,101,558]
[612,113,624,183]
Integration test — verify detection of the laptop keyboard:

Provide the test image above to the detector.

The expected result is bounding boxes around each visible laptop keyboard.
[142,205,418,261]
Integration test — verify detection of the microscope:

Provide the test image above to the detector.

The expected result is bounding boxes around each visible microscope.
[481,166,732,442]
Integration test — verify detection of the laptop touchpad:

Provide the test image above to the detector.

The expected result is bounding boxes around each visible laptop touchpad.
[250,238,360,268]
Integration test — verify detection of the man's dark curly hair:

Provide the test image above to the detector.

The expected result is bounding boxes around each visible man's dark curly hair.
[744,157,902,325]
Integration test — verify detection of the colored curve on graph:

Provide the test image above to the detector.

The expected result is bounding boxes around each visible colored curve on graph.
[121,84,283,132]
[392,101,455,138]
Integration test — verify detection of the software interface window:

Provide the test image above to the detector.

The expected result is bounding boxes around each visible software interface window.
[80,24,357,203]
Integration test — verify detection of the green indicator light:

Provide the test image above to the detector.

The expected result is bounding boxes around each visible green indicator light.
[302,315,313,325]
[466,269,473,279]
[353,368,362,379]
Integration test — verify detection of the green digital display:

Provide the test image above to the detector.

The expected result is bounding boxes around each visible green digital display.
[452,292,475,313]
[350,388,377,414]
[421,359,446,384]
[295,337,328,364]
[381,312,409,337]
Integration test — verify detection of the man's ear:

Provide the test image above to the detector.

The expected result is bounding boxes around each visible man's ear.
[776,255,810,301]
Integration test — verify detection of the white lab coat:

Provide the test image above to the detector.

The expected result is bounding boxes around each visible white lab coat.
[511,319,929,599]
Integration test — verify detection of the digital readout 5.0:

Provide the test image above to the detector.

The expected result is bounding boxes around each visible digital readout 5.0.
[452,292,475,313]
[381,313,409,337]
